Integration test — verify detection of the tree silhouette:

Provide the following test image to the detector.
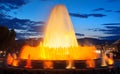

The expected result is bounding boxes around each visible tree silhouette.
[0,26,9,50]
[0,26,16,53]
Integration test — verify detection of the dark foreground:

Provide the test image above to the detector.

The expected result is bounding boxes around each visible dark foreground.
[0,59,120,74]
[0,67,120,74]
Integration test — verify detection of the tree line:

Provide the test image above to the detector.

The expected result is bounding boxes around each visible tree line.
[0,26,16,53]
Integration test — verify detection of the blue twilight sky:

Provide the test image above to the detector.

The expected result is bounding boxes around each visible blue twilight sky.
[0,0,120,40]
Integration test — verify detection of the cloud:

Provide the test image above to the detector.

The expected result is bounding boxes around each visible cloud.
[14,29,27,33]
[0,0,45,39]
[1,17,45,27]
[16,30,43,39]
[93,8,105,11]
[93,8,120,14]
[100,35,120,40]
[69,13,88,18]
[88,14,106,17]
[69,13,106,18]
[0,0,29,12]
[30,24,44,32]
[92,8,112,12]
[89,26,120,35]
[89,23,120,40]
[0,16,45,39]
[75,33,84,36]
[115,10,120,13]
[102,23,120,36]
[105,26,120,34]
[102,23,120,25]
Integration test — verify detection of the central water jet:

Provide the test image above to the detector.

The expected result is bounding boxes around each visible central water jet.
[38,4,80,60]
[43,5,78,48]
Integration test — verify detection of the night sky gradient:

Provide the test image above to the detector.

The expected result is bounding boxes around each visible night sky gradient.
[0,0,120,40]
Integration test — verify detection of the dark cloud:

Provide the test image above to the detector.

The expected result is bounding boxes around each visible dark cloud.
[105,26,120,34]
[92,8,112,12]
[92,7,120,14]
[0,0,45,39]
[0,17,45,39]
[115,10,120,13]
[0,18,44,28]
[88,28,113,33]
[89,26,120,35]
[34,21,45,25]
[88,28,102,31]
[89,23,120,40]
[0,0,29,12]
[88,14,106,17]
[102,23,120,25]
[100,35,120,40]
[90,28,120,40]
[75,33,84,36]
[93,8,105,11]
[69,13,88,18]
[30,24,44,32]
[69,13,106,18]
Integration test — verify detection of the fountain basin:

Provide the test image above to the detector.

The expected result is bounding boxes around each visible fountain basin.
[0,66,120,74]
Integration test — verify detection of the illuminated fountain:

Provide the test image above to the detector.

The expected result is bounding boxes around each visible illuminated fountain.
[101,53,107,67]
[12,53,19,67]
[7,53,19,67]
[101,52,114,67]
[108,52,114,65]
[25,54,32,68]
[86,59,95,68]
[7,53,13,66]
[7,5,98,69]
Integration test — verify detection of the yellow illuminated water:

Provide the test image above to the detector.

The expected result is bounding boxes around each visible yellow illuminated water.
[19,5,97,61]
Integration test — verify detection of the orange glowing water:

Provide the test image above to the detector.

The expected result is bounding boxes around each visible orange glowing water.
[101,53,114,66]
[19,5,97,61]
[66,60,75,69]
[7,53,13,65]
[86,59,95,68]
[20,45,40,60]
[43,61,53,69]
[12,53,19,67]
[108,59,114,65]
[25,54,32,68]
[107,53,114,65]
[108,53,114,65]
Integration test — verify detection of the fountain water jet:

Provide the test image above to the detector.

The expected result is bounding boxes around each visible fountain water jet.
[43,61,53,69]
[19,4,98,69]
[101,53,107,67]
[43,5,78,48]
[25,54,32,68]
[108,52,114,65]
[101,52,114,67]
[86,59,95,68]
[66,60,75,69]
[7,53,13,65]
[12,53,19,67]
